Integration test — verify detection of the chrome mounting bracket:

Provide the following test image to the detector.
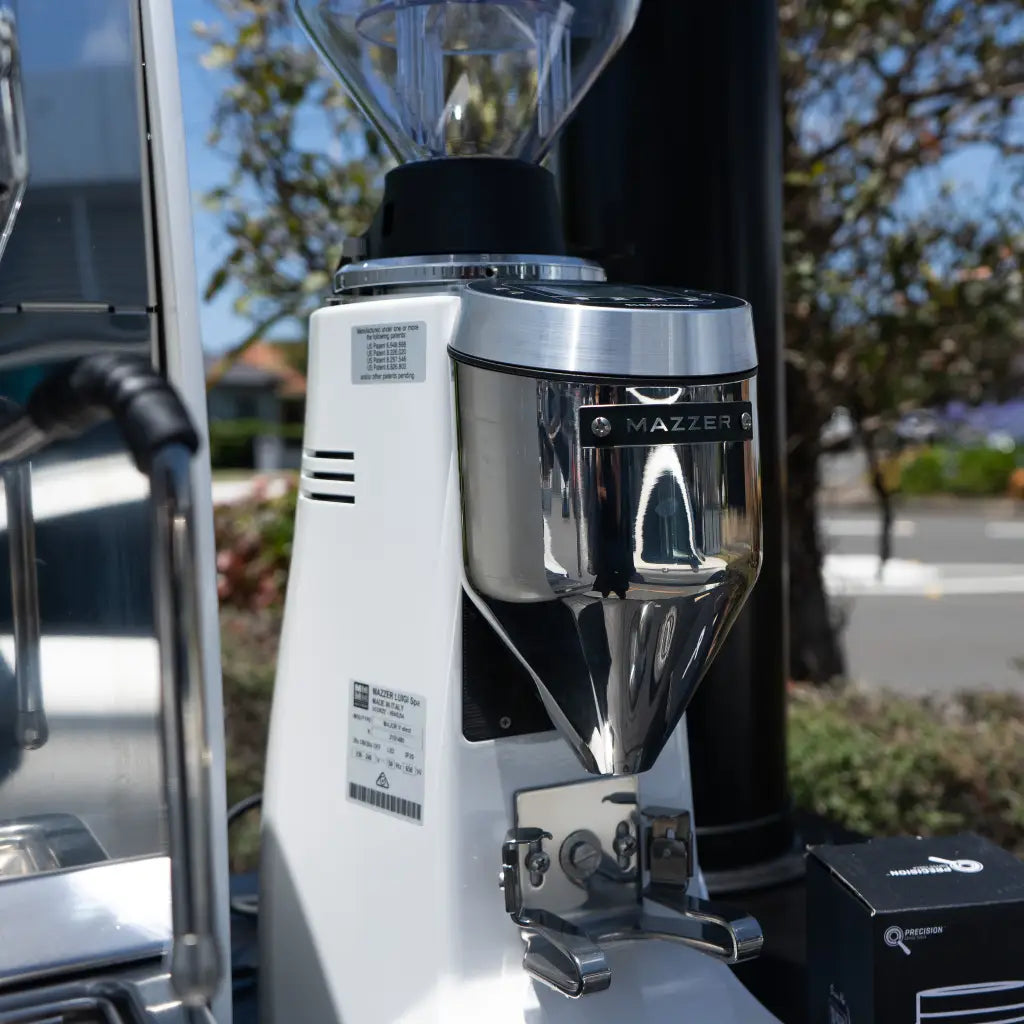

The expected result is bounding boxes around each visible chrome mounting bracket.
[498,777,764,998]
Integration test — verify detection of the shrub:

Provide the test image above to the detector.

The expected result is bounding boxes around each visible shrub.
[896,445,1019,497]
[949,446,1017,496]
[898,448,947,495]
[214,480,297,610]
[209,419,304,468]
[216,486,297,868]
[221,605,281,873]
[788,683,1024,855]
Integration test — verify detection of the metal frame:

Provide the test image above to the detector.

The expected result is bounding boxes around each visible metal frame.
[500,777,764,998]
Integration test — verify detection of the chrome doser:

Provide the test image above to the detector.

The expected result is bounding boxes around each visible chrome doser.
[451,281,762,775]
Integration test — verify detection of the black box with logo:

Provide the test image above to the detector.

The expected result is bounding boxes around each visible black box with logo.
[807,833,1024,1024]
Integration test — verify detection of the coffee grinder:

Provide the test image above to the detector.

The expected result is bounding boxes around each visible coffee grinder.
[261,3,780,1021]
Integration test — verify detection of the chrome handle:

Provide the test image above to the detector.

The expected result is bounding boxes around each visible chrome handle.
[0,8,27,263]
[4,462,45,749]
[150,445,221,1005]
[644,886,764,964]
[515,908,611,998]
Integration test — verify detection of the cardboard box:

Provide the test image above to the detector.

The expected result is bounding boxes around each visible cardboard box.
[807,833,1024,1023]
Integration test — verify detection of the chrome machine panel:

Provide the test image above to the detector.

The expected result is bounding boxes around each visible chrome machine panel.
[0,0,161,869]
[0,2,228,1020]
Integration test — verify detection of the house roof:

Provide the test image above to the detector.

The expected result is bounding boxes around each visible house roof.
[206,342,306,397]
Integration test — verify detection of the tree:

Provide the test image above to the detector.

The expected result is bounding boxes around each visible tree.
[194,1,390,385]
[780,0,1024,680]
[198,1,1024,680]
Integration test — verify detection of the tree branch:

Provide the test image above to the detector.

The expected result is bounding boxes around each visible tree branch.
[799,75,1024,168]
[205,310,293,391]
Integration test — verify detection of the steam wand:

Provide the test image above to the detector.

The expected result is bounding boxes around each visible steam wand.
[0,397,46,750]
[0,354,223,1006]
[5,457,45,749]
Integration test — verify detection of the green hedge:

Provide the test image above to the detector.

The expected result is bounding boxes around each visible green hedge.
[208,418,304,469]
[899,448,947,495]
[221,606,279,872]
[216,486,296,870]
[789,684,1024,854]
[214,480,297,611]
[897,445,1019,497]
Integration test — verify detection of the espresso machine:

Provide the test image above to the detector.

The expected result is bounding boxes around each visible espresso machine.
[261,1,780,1021]
[0,2,231,1021]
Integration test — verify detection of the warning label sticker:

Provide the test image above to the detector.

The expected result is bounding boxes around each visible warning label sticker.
[347,681,425,824]
[351,322,427,384]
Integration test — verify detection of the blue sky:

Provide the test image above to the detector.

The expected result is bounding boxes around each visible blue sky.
[174,0,243,355]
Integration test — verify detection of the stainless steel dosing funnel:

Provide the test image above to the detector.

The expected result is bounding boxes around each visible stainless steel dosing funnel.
[450,281,762,775]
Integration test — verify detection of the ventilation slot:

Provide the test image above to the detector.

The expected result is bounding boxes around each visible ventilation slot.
[306,493,355,505]
[301,449,357,505]
[305,449,354,460]
[309,471,354,483]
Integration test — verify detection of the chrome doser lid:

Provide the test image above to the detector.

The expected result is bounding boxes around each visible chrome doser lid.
[450,281,757,379]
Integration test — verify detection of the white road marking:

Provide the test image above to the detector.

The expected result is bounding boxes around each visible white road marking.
[211,476,290,505]
[823,555,937,588]
[986,522,1024,541]
[928,576,1024,596]
[824,554,1024,597]
[823,518,916,538]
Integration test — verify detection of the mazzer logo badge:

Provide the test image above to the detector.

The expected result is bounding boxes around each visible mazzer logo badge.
[579,402,754,449]
[888,855,984,877]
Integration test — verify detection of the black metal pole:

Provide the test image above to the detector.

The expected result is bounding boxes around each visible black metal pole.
[560,0,795,887]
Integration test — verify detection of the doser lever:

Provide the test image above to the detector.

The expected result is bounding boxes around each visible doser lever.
[638,888,765,964]
[518,908,612,998]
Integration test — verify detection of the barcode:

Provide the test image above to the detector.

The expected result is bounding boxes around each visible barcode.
[349,782,422,822]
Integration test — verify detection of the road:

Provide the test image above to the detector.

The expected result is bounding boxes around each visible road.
[821,509,1024,694]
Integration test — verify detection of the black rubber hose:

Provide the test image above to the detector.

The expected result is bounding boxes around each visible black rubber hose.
[25,353,199,473]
